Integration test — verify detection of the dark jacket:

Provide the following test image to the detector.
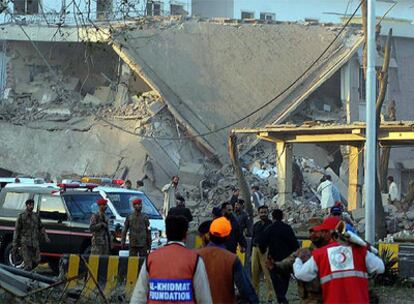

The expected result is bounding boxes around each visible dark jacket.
[229,195,239,207]
[252,218,272,246]
[168,206,193,223]
[258,220,299,261]
[235,209,252,237]
[225,214,247,253]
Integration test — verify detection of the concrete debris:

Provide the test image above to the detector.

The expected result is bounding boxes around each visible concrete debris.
[82,93,107,106]
[93,86,115,104]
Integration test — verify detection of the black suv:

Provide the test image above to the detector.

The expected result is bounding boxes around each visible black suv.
[0,185,122,272]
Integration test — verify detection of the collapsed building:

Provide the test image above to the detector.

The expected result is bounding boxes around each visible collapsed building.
[0,16,414,234]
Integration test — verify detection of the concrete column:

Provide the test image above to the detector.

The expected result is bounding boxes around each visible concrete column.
[340,57,360,123]
[276,141,292,206]
[348,145,363,210]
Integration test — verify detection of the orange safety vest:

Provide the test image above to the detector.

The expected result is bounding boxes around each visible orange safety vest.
[147,243,198,303]
[313,241,369,304]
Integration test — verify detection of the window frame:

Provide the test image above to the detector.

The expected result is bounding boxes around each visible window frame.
[241,11,255,19]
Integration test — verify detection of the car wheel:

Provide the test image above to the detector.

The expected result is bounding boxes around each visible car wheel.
[4,243,24,269]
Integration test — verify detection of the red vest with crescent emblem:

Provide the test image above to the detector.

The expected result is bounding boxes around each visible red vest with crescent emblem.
[312,241,369,304]
[147,243,198,304]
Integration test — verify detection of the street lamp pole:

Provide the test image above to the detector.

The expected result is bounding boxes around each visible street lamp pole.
[365,0,376,244]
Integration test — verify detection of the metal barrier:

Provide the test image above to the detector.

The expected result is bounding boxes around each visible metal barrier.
[60,254,144,297]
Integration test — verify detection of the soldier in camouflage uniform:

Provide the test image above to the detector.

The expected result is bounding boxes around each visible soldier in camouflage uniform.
[90,198,111,255]
[266,218,324,304]
[121,198,151,256]
[12,199,50,271]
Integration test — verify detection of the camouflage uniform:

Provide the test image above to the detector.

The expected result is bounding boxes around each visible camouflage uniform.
[274,247,322,304]
[90,212,111,255]
[121,212,151,256]
[13,210,48,271]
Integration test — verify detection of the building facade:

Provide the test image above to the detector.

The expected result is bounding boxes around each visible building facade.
[0,0,191,24]
[192,0,414,23]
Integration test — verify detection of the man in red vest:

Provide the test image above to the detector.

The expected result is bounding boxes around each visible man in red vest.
[293,217,384,304]
[130,215,212,303]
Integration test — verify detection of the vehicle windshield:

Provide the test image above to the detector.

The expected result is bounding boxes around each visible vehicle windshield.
[64,193,113,223]
[106,192,162,219]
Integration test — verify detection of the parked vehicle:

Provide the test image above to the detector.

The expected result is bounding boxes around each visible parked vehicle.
[0,184,121,273]
[0,177,46,190]
[93,186,166,249]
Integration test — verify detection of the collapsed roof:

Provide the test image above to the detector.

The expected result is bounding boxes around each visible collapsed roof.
[112,20,363,160]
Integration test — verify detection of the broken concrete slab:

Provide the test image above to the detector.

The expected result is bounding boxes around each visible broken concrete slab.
[113,21,363,160]
[179,162,205,186]
[94,86,115,103]
[82,93,107,106]
[114,84,129,107]
[140,137,179,188]
[148,100,166,116]
[33,88,58,104]
[63,76,80,91]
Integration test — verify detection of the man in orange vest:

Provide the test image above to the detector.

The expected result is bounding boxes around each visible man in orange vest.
[197,216,258,304]
[130,215,212,303]
[293,217,384,304]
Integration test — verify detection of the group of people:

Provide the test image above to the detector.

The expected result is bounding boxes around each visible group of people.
[130,180,386,304]
[12,174,386,304]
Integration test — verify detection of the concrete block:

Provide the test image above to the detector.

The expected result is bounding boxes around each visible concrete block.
[148,100,166,116]
[82,93,108,106]
[114,84,129,107]
[94,86,114,103]
[179,162,205,186]
[33,88,58,104]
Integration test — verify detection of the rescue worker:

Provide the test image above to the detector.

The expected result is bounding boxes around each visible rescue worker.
[197,216,258,303]
[293,217,385,304]
[131,215,212,303]
[251,205,274,303]
[90,198,111,255]
[266,217,324,304]
[12,199,50,271]
[121,197,151,256]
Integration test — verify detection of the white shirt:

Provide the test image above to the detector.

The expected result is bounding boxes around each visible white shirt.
[317,180,334,209]
[293,246,385,282]
[388,181,400,202]
[130,242,213,304]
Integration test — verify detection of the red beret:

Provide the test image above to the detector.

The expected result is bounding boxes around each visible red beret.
[97,198,108,206]
[132,199,142,205]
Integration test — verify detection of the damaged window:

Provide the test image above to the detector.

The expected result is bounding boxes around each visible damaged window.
[147,1,162,16]
[170,4,187,16]
[241,11,254,19]
[260,12,275,21]
[13,0,39,15]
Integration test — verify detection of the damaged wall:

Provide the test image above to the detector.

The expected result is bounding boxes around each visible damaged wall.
[0,120,148,182]
[6,41,119,96]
